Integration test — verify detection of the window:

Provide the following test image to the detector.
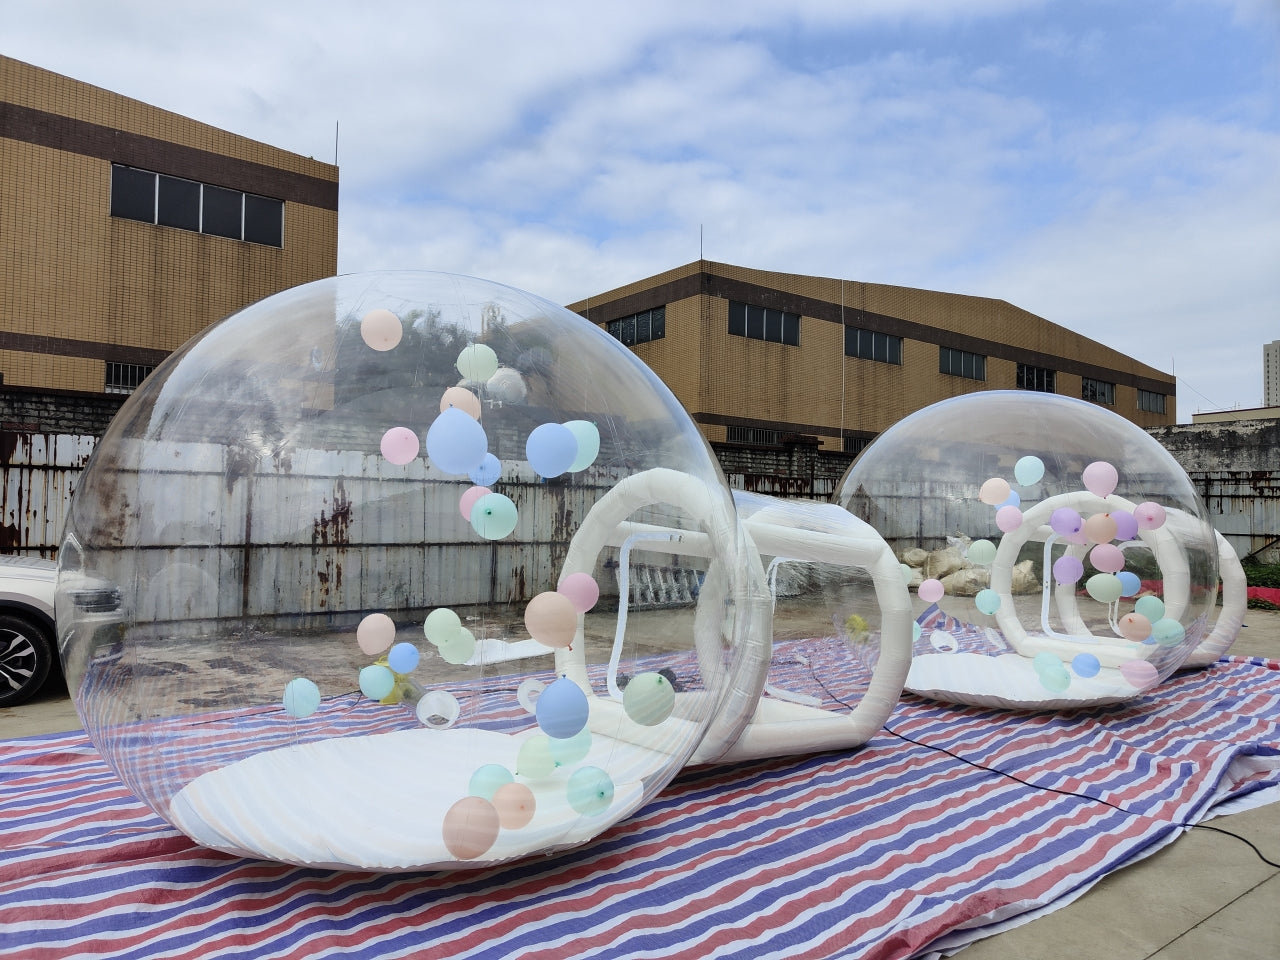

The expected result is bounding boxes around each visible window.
[1082,377,1115,405]
[726,425,781,445]
[1016,363,1056,392]
[845,326,902,364]
[843,435,874,456]
[110,164,283,247]
[105,362,155,395]
[940,346,986,381]
[607,306,665,346]
[728,301,800,346]
[1137,389,1167,414]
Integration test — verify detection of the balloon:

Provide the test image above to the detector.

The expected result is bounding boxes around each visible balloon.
[1111,510,1138,541]
[535,676,589,739]
[1119,659,1159,690]
[423,607,462,646]
[441,796,500,860]
[359,308,401,351]
[558,572,600,613]
[974,589,1000,615]
[456,343,499,382]
[1152,618,1186,646]
[1032,652,1071,693]
[1082,461,1118,498]
[1118,612,1152,642]
[379,427,419,465]
[998,490,1021,509]
[468,452,501,487]
[417,690,460,729]
[967,539,997,565]
[978,477,1011,506]
[426,407,489,475]
[486,367,527,404]
[516,736,556,778]
[995,505,1023,532]
[918,578,944,604]
[1089,543,1125,574]
[459,485,492,521]
[282,677,320,718]
[439,386,482,420]
[548,727,593,765]
[468,764,514,800]
[1135,502,1167,530]
[1014,455,1045,486]
[526,422,578,478]
[1050,508,1083,538]
[356,612,396,656]
[1117,571,1141,597]
[516,677,544,714]
[1071,653,1101,678]
[564,420,601,472]
[524,591,578,649]
[1083,513,1118,545]
[1085,573,1123,603]
[1134,595,1166,621]
[358,664,395,701]
[912,622,923,642]
[1053,555,1085,586]
[438,629,476,665]
[387,641,421,674]
[491,782,536,830]
[622,672,676,726]
[900,564,913,584]
[470,493,519,540]
[566,766,615,816]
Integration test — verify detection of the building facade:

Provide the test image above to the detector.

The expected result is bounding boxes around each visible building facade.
[570,261,1177,453]
[1265,340,1280,408]
[0,55,338,400]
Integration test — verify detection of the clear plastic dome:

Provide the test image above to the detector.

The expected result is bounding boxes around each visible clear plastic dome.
[56,271,767,870]
[836,391,1218,710]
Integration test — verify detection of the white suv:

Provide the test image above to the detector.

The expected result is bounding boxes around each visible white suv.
[0,555,58,708]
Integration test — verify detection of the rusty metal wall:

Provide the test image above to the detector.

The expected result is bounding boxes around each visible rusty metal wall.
[0,432,97,557]
[1191,471,1280,562]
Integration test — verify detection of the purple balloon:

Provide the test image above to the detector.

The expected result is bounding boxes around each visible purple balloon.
[1053,555,1085,586]
[1050,507,1083,538]
[1111,510,1138,541]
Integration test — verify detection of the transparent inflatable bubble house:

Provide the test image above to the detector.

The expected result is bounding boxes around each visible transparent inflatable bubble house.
[56,271,768,871]
[836,391,1218,711]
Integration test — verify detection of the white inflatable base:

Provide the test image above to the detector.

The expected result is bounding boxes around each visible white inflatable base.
[906,652,1154,711]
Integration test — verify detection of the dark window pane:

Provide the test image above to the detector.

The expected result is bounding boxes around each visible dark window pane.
[203,184,243,239]
[110,165,156,222]
[608,321,622,341]
[764,309,781,343]
[728,301,746,336]
[746,305,765,340]
[651,307,666,339]
[846,326,857,357]
[636,312,651,343]
[888,335,902,365]
[244,194,283,246]
[157,175,200,231]
[782,312,799,346]
[872,331,887,363]
[619,317,635,346]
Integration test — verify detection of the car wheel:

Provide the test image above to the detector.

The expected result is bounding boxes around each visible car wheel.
[0,613,54,708]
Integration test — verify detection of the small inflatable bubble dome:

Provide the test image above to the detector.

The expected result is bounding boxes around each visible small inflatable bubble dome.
[836,391,1219,710]
[56,271,768,871]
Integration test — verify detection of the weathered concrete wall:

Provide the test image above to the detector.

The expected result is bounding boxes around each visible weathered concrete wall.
[713,437,855,500]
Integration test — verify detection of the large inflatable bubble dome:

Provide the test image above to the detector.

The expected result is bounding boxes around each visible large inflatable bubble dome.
[56,271,769,871]
[836,391,1218,710]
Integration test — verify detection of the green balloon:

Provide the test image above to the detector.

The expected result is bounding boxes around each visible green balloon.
[1033,652,1071,693]
[566,766,614,816]
[549,727,593,766]
[1085,573,1123,603]
[622,671,676,726]
[438,628,476,665]
[1014,455,1045,486]
[469,764,514,800]
[516,736,556,779]
[974,589,1001,615]
[470,492,518,540]
[1134,595,1166,622]
[564,420,601,472]
[424,607,462,646]
[967,539,997,566]
[1152,618,1186,646]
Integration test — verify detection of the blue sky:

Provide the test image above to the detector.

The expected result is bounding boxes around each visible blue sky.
[5,0,1278,421]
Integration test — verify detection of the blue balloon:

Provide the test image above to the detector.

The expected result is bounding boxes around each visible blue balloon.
[535,676,589,739]
[1071,653,1101,678]
[426,408,488,475]
[387,641,420,674]
[1117,571,1141,597]
[998,490,1021,509]
[468,452,501,486]
[526,422,577,478]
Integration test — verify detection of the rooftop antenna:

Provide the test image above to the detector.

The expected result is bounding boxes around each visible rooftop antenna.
[334,121,339,166]
[700,223,703,261]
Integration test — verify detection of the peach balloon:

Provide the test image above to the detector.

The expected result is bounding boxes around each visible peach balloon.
[524,591,578,649]
[1083,513,1118,545]
[491,782,536,830]
[439,386,482,420]
[1118,612,1152,642]
[441,796,500,860]
[359,308,402,351]
[356,613,396,656]
[978,477,1011,506]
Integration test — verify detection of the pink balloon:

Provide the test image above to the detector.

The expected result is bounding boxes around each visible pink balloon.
[979,477,1011,506]
[459,485,492,520]
[1119,659,1159,690]
[1135,502,1167,530]
[918,578,945,604]
[1090,543,1126,573]
[1082,513,1118,545]
[524,591,578,648]
[380,427,420,465]
[557,572,600,613]
[1118,612,1152,642]
[1082,461,1118,498]
[995,505,1023,532]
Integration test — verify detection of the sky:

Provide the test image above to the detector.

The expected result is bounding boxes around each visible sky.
[5,0,1278,422]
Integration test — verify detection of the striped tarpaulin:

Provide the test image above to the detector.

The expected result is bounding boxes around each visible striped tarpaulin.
[2,655,1278,960]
